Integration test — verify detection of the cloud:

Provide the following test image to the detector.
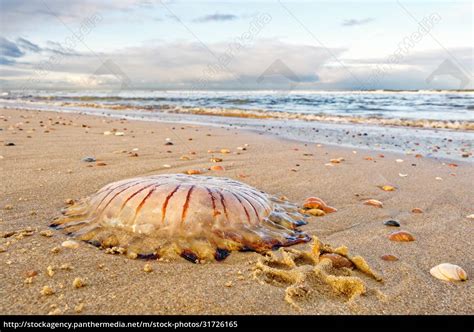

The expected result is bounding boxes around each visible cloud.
[16,38,41,53]
[341,18,374,27]
[193,13,238,23]
[0,37,24,58]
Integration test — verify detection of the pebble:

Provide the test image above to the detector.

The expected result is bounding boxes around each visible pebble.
[466,214,474,219]
[399,173,408,177]
[186,169,201,175]
[143,264,153,273]
[384,220,400,227]
[40,230,54,237]
[210,158,223,163]
[81,157,96,163]
[225,281,233,287]
[411,208,423,214]
[210,165,225,171]
[62,240,80,249]
[40,286,55,296]
[51,246,61,253]
[72,277,85,288]
[4,142,15,146]
[114,132,125,136]
[380,185,396,191]
[307,208,326,217]
[75,303,85,313]
[47,265,55,277]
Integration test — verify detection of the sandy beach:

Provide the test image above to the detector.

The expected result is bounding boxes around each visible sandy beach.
[0,107,472,315]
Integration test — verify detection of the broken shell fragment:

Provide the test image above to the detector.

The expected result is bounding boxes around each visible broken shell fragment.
[381,254,399,261]
[186,169,202,175]
[302,197,337,213]
[320,253,354,269]
[388,230,415,242]
[411,208,423,214]
[364,199,383,208]
[430,263,468,282]
[306,208,326,217]
[210,165,225,171]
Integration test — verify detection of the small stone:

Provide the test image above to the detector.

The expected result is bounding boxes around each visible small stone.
[186,169,201,175]
[75,303,85,313]
[40,230,54,237]
[60,263,73,270]
[210,157,223,163]
[96,162,107,166]
[4,142,15,146]
[164,141,174,146]
[47,265,55,277]
[81,157,96,162]
[114,131,125,136]
[466,214,474,219]
[411,208,423,214]
[220,149,231,154]
[26,270,38,277]
[62,240,79,249]
[4,205,13,210]
[72,277,85,288]
[41,285,55,296]
[103,131,112,135]
[51,246,61,254]
[380,185,396,191]
[162,164,171,168]
[48,308,62,315]
[64,198,74,205]
[225,281,233,287]
[383,220,400,227]
[143,264,153,273]
[210,165,225,171]
[399,173,408,177]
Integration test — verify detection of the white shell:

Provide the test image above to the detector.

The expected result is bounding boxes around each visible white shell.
[430,263,468,282]
[61,240,80,249]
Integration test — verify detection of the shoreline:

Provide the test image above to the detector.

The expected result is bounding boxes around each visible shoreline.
[1,108,473,315]
[2,105,473,163]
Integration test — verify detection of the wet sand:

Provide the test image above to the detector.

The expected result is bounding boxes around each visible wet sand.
[0,108,472,315]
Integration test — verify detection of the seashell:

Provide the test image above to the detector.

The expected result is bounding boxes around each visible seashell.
[383,220,400,227]
[186,169,202,175]
[411,208,423,214]
[430,263,468,282]
[61,240,80,249]
[307,208,326,217]
[364,199,383,208]
[380,185,396,191]
[388,230,415,242]
[302,197,337,213]
[381,254,399,261]
[210,165,225,171]
[180,155,191,160]
[51,174,310,262]
[399,173,408,177]
[320,253,354,269]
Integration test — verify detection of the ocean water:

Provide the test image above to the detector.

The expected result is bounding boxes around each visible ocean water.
[1,90,473,160]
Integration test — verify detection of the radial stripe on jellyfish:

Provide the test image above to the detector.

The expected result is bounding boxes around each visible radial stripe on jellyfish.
[51,174,311,262]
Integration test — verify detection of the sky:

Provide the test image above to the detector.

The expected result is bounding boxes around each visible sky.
[0,0,472,91]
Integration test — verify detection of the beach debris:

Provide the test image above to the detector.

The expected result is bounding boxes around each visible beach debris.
[72,277,85,288]
[399,173,408,177]
[143,264,153,273]
[64,199,75,205]
[210,165,225,171]
[430,263,468,282]
[381,254,399,261]
[81,156,96,163]
[210,157,223,163]
[388,230,415,242]
[411,208,423,214]
[364,199,383,208]
[40,286,55,296]
[302,197,337,213]
[51,174,310,262]
[186,169,202,175]
[46,265,55,277]
[379,185,396,191]
[383,220,400,227]
[330,157,344,164]
[75,303,85,313]
[320,253,354,269]
[253,237,382,308]
[62,240,80,249]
